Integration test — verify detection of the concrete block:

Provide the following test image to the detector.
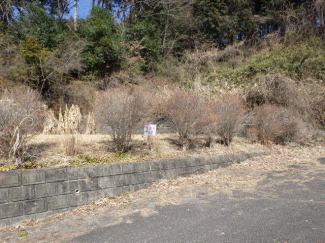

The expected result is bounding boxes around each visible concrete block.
[33,210,59,222]
[98,177,113,189]
[174,159,187,169]
[143,171,159,183]
[148,160,162,171]
[46,168,68,182]
[111,175,127,187]
[210,156,221,164]
[67,167,89,180]
[47,195,69,210]
[124,173,132,185]
[0,203,23,219]
[121,163,136,174]
[57,180,79,194]
[138,183,150,190]
[100,188,114,198]
[87,191,100,203]
[88,166,111,178]
[0,188,8,203]
[8,214,35,227]
[22,170,45,185]
[129,184,139,192]
[210,163,221,170]
[159,160,170,170]
[129,173,146,185]
[138,162,150,172]
[195,157,206,166]
[58,208,72,214]
[79,178,98,191]
[0,218,10,228]
[0,172,21,188]
[9,186,34,201]
[109,164,122,175]
[67,192,89,207]
[112,187,124,196]
[60,178,98,193]
[24,199,47,215]
[202,165,211,172]
[122,185,131,193]
[159,170,175,180]
[173,168,187,177]
[193,166,206,175]
[186,158,197,167]
[164,160,177,170]
[35,183,57,198]
[220,161,232,168]
[218,155,229,164]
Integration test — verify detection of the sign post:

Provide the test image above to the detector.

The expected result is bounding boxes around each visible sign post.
[144,124,157,150]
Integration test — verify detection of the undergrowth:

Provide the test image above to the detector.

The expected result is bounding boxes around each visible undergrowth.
[215,38,325,85]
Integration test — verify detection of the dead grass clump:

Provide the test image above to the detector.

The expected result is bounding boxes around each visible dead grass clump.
[85,112,96,135]
[0,87,44,165]
[164,91,207,150]
[94,87,152,153]
[63,134,77,156]
[209,94,247,146]
[251,104,307,144]
[57,105,82,134]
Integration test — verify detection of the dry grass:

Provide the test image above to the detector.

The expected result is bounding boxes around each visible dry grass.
[25,133,269,169]
[62,135,77,157]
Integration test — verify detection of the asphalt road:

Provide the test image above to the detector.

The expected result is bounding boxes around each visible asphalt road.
[72,159,325,243]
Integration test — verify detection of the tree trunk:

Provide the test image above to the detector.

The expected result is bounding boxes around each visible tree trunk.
[73,0,78,31]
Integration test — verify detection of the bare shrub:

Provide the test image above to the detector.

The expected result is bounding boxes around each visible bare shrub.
[0,87,44,165]
[164,91,207,150]
[246,74,311,120]
[94,87,152,152]
[209,94,247,146]
[63,134,77,156]
[304,81,325,129]
[252,104,307,144]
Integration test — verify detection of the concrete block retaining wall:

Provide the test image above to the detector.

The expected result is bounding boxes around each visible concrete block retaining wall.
[0,152,264,228]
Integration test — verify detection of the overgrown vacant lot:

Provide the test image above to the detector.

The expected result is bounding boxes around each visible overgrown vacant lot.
[22,134,269,169]
[1,144,324,242]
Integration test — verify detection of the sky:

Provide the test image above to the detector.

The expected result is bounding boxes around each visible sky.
[67,0,93,19]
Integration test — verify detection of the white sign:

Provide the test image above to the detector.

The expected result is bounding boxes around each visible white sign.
[144,124,157,136]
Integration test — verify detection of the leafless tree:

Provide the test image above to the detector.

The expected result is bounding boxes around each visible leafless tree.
[209,94,247,146]
[0,87,44,165]
[94,87,152,152]
[165,91,206,150]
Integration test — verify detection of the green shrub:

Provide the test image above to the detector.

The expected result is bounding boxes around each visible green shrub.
[216,38,325,84]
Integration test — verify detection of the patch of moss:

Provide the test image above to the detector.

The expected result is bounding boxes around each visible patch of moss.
[71,155,112,167]
[0,164,17,172]
[18,230,28,238]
